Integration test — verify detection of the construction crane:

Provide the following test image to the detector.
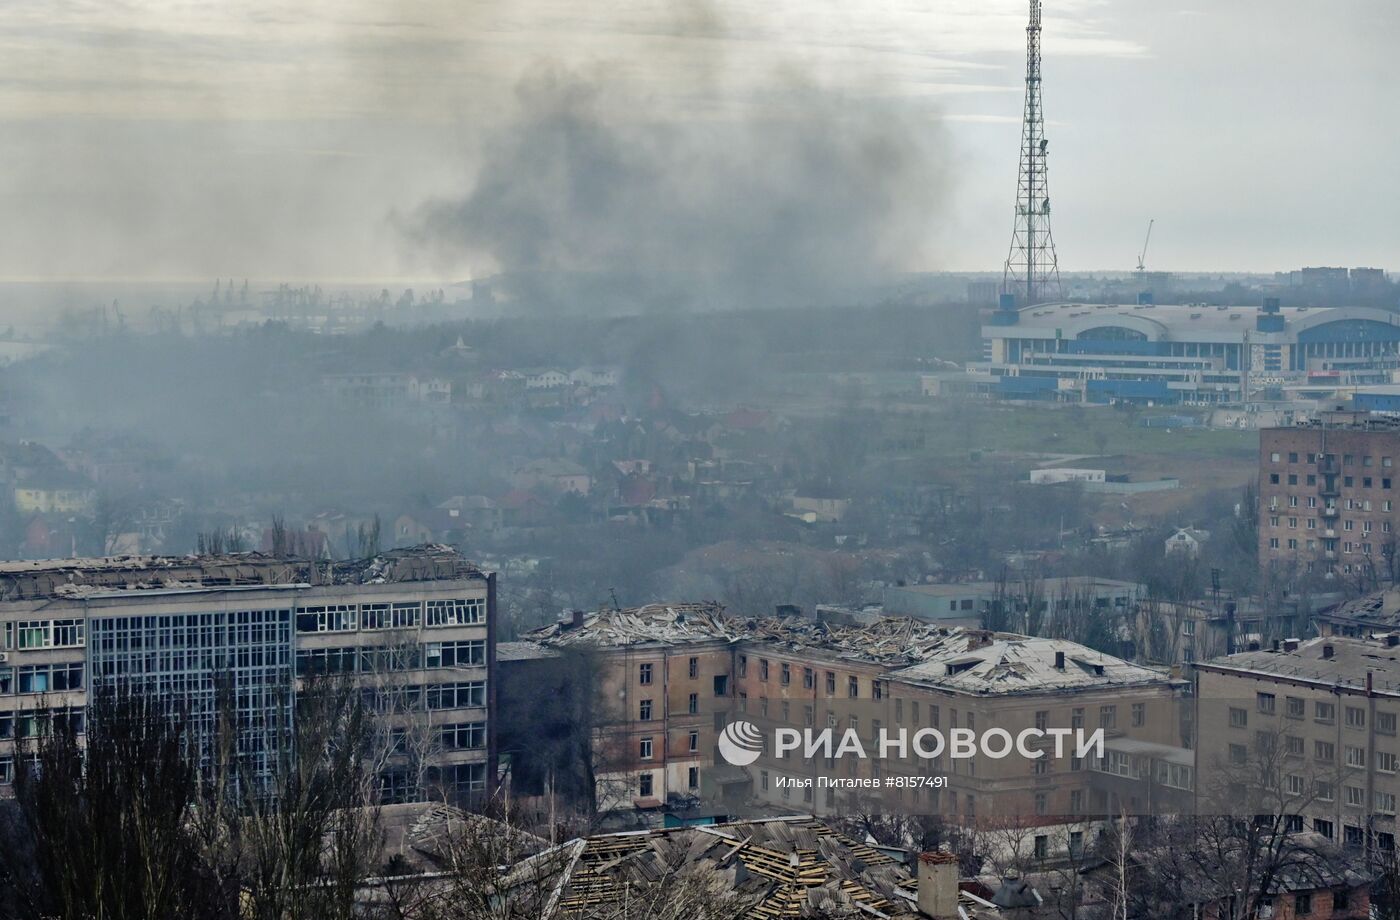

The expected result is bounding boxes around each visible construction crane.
[1135,219,1154,273]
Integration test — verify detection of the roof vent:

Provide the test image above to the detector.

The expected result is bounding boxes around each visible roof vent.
[1054,650,1066,670]
[1322,643,1335,660]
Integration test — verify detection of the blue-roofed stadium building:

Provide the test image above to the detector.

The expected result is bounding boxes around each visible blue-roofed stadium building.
[973,298,1400,406]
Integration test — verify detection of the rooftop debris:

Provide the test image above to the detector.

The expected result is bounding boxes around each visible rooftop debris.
[0,544,483,602]
[524,603,1170,694]
[502,816,985,919]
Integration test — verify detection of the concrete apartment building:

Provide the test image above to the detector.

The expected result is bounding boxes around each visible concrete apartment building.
[1194,634,1400,852]
[0,545,495,803]
[1259,410,1400,579]
[521,605,1188,824]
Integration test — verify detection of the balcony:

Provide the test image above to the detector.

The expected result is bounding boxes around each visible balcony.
[1325,550,1338,560]
[1321,506,1339,518]
[1325,529,1337,538]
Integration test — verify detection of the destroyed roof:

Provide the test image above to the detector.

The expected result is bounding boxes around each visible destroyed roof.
[526,605,1170,694]
[0,544,484,602]
[497,641,559,662]
[1324,587,1400,627]
[504,815,978,919]
[889,634,1169,695]
[1196,635,1400,694]
[375,802,545,872]
[527,603,734,648]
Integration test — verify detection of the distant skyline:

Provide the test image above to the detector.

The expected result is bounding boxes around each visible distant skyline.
[0,0,1395,286]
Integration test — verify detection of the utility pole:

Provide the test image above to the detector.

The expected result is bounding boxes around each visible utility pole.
[1002,0,1063,307]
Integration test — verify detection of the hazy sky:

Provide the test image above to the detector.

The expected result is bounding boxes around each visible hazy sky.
[0,0,1395,284]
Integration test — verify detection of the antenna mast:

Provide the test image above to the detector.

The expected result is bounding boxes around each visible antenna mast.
[1002,0,1062,306]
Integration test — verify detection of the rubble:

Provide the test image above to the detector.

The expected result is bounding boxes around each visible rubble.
[0,544,483,602]
[524,603,1170,694]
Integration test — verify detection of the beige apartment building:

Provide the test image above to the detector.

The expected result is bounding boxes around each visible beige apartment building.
[1194,634,1400,852]
[524,605,1190,824]
[0,546,495,803]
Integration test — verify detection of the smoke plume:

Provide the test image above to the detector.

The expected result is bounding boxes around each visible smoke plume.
[407,8,951,313]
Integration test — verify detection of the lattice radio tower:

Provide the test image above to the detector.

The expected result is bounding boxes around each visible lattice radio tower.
[1002,0,1062,306]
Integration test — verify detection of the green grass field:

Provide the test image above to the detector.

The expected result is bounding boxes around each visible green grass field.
[914,405,1258,461]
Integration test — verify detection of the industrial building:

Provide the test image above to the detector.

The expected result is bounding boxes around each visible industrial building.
[974,299,1400,406]
[0,545,495,803]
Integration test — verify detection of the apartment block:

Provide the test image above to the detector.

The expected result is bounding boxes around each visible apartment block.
[1195,635,1400,852]
[1259,411,1400,580]
[0,545,495,803]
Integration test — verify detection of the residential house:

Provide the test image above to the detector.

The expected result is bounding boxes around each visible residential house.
[1165,527,1211,558]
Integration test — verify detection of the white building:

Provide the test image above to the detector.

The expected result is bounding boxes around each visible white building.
[1028,468,1106,485]
[978,299,1400,406]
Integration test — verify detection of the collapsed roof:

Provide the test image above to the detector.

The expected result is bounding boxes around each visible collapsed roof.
[0,544,484,602]
[502,815,994,919]
[525,604,1171,696]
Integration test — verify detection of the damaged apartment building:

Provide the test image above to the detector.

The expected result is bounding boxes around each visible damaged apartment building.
[0,545,495,802]
[506,604,1191,824]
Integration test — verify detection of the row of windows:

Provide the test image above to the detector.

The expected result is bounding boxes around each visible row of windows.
[735,656,889,700]
[5,663,85,694]
[1270,450,1395,468]
[295,640,486,676]
[2,619,85,650]
[1246,693,1398,732]
[636,730,702,760]
[362,681,486,713]
[1268,515,1392,532]
[0,706,85,740]
[439,721,486,750]
[633,764,702,798]
[296,599,485,634]
[378,762,486,802]
[1267,494,1395,513]
[1268,537,1388,555]
[1230,731,1393,771]
[1269,471,1395,490]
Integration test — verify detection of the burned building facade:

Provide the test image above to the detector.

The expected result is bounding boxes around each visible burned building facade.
[0,545,495,802]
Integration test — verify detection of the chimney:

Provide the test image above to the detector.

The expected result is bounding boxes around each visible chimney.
[571,609,585,628]
[918,852,960,920]
[1283,638,1300,652]
[1322,643,1334,660]
[1271,639,1281,652]
[1054,651,1066,670]
[1387,634,1400,648]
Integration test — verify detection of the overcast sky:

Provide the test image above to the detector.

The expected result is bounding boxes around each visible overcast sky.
[0,0,1394,285]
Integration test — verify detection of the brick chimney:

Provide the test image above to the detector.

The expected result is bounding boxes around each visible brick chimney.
[570,609,585,628]
[917,851,960,919]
